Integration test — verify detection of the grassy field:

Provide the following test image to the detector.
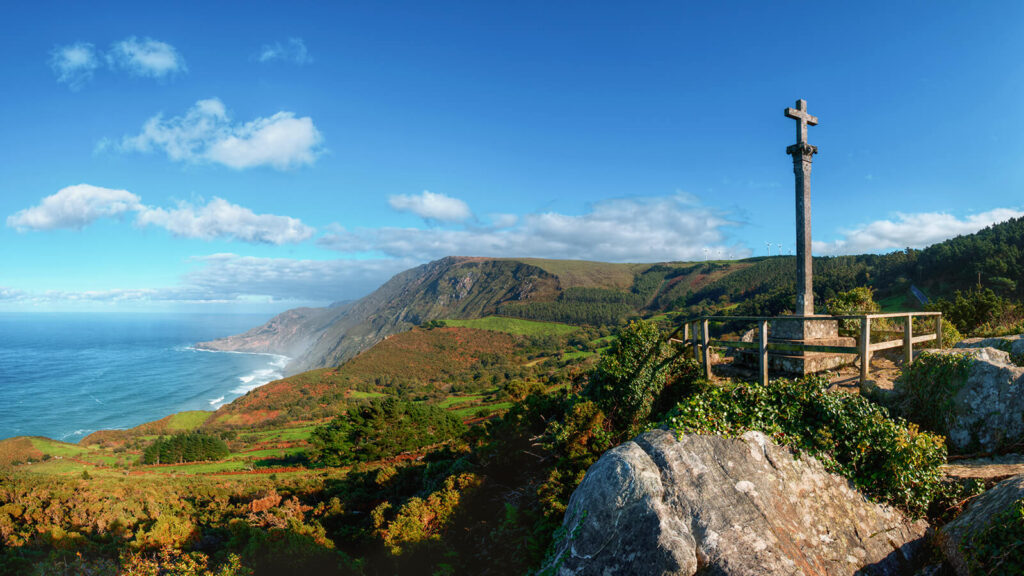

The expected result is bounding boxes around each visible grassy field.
[29,437,91,457]
[142,460,249,474]
[441,316,578,336]
[163,411,213,432]
[437,394,485,408]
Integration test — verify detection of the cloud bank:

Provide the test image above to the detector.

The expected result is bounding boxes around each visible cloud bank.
[324,193,747,263]
[6,184,141,231]
[118,98,323,170]
[7,185,313,245]
[137,198,314,244]
[814,208,1024,255]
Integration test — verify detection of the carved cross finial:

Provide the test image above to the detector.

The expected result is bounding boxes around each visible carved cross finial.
[784,99,818,146]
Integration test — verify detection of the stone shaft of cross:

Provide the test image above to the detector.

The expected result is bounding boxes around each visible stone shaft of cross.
[785,99,818,317]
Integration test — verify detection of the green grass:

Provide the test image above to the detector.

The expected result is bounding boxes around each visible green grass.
[442,316,579,336]
[164,411,213,432]
[28,437,91,457]
[562,350,595,360]
[143,460,248,474]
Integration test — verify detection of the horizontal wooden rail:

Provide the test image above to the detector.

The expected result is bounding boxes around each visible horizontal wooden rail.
[671,311,943,394]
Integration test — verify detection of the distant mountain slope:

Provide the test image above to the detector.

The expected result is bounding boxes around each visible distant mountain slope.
[197,305,349,358]
[202,217,1024,375]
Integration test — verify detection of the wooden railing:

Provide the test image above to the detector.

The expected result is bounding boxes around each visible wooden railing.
[668,312,943,392]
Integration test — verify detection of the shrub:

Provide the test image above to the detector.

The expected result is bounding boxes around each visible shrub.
[310,398,466,467]
[666,376,947,515]
[897,351,973,439]
[586,320,701,435]
[827,286,881,333]
[142,433,229,465]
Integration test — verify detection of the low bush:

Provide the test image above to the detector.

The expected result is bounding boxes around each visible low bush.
[897,351,973,438]
[142,433,229,465]
[310,399,466,467]
[666,376,946,515]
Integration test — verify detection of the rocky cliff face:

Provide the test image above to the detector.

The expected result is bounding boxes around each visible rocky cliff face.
[543,429,927,576]
[196,305,348,359]
[200,257,559,375]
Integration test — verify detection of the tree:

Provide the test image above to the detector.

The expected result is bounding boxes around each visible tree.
[585,320,695,434]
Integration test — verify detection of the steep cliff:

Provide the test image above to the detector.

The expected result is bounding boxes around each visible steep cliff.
[200,256,560,374]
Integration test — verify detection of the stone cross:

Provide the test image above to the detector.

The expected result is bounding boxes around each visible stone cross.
[785,99,818,316]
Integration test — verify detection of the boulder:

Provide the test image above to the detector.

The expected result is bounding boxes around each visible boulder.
[937,474,1024,576]
[955,334,1024,365]
[542,429,927,576]
[911,348,1024,452]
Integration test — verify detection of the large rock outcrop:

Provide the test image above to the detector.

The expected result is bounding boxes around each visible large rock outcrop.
[937,473,1024,576]
[955,334,1024,364]
[910,347,1024,453]
[543,429,927,576]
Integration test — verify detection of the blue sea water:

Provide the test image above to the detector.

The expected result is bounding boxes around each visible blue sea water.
[0,313,286,443]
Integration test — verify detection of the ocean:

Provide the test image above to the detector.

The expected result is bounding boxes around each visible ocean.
[0,313,286,443]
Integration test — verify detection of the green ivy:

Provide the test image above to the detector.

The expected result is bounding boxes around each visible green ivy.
[898,351,974,437]
[665,376,947,516]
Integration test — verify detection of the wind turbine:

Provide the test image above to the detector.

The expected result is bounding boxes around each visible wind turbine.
[703,248,709,261]
[778,243,782,256]
[765,241,771,256]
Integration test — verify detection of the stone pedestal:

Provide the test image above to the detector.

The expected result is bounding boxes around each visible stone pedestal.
[767,317,856,375]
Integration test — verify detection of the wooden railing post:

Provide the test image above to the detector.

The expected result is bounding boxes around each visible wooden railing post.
[701,318,711,380]
[903,314,913,365]
[936,315,944,349]
[690,322,699,360]
[859,316,871,393]
[758,319,769,387]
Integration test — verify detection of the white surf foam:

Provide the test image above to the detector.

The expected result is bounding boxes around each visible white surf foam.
[230,366,285,395]
[209,395,225,406]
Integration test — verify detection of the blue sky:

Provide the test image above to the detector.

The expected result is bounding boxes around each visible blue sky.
[2,1,1023,313]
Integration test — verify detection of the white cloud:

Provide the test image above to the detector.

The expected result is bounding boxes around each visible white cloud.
[183,254,411,302]
[0,287,25,301]
[50,43,100,90]
[257,38,312,64]
[8,186,314,245]
[107,37,186,78]
[137,197,314,244]
[6,184,142,231]
[813,208,1024,255]
[118,98,323,170]
[323,193,747,262]
[388,191,473,223]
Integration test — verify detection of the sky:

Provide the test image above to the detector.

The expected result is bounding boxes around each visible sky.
[2,1,1023,314]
